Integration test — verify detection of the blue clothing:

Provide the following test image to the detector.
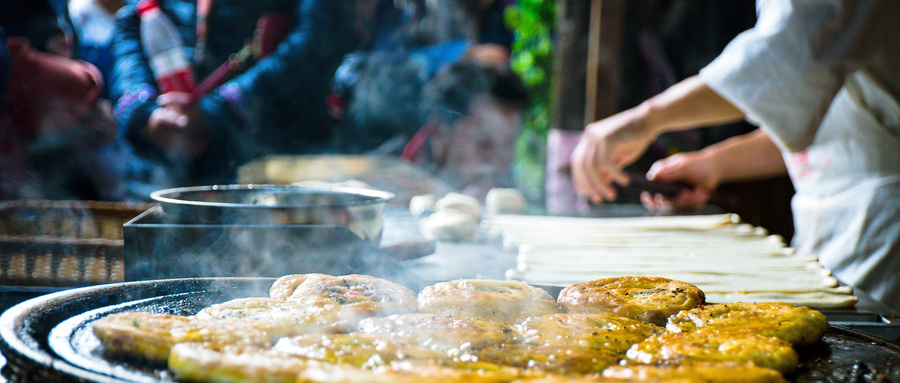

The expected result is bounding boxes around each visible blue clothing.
[67,0,118,99]
[412,39,471,79]
[111,0,357,185]
[76,44,113,98]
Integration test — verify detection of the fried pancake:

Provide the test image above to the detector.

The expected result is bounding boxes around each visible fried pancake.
[92,312,274,363]
[666,302,828,346]
[195,298,360,335]
[558,276,705,325]
[516,313,662,353]
[269,274,417,315]
[417,279,560,323]
[602,362,788,383]
[474,344,622,375]
[355,313,517,351]
[297,360,542,383]
[626,332,799,374]
[168,343,312,383]
[271,333,451,368]
[509,375,696,383]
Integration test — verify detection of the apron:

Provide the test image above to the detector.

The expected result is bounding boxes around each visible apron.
[784,70,900,310]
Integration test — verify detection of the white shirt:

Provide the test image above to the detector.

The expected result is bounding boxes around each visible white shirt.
[69,0,118,47]
[701,0,900,152]
[700,0,900,310]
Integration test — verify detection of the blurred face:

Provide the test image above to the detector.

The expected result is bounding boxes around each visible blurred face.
[434,97,521,200]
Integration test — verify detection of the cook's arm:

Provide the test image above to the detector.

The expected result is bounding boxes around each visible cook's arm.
[570,75,745,202]
[639,76,745,133]
[688,129,787,185]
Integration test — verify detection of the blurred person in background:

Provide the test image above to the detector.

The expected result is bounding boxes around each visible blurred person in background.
[569,0,900,310]
[407,60,528,200]
[0,1,121,201]
[330,0,523,199]
[68,0,124,99]
[110,0,358,191]
[330,0,514,152]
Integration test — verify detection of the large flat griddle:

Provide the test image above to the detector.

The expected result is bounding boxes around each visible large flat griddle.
[1,278,898,383]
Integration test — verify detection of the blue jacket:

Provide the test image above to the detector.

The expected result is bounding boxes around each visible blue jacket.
[111,0,357,184]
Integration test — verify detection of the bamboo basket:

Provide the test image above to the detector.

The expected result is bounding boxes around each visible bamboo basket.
[0,200,154,287]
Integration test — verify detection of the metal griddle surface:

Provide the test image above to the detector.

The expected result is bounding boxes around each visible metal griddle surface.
[2,278,899,383]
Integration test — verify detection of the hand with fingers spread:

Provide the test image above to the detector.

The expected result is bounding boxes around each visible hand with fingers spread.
[146,92,209,162]
[569,76,745,204]
[569,106,659,203]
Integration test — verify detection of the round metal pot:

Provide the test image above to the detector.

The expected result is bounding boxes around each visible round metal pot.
[149,184,394,243]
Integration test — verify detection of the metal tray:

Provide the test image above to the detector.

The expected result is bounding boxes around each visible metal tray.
[2,278,900,383]
[236,155,455,206]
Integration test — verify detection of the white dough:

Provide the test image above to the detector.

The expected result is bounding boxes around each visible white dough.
[485,188,527,214]
[418,209,479,241]
[434,192,481,218]
[409,194,436,216]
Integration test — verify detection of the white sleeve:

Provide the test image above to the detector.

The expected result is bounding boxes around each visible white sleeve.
[699,0,894,152]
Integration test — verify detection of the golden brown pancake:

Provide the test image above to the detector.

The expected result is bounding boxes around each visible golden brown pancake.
[168,343,310,383]
[516,313,662,353]
[666,302,828,346]
[297,360,542,383]
[626,331,799,374]
[602,362,788,382]
[271,332,450,367]
[270,274,417,313]
[92,312,273,363]
[474,344,622,375]
[417,279,559,323]
[355,313,517,351]
[558,276,705,325]
[268,274,418,331]
[195,298,356,335]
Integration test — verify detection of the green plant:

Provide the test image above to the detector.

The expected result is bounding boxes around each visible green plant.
[505,0,556,202]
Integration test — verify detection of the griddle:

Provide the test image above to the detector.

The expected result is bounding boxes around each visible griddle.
[1,278,899,383]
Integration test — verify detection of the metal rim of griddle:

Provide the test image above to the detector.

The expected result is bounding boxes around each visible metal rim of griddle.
[2,278,900,383]
[149,184,395,209]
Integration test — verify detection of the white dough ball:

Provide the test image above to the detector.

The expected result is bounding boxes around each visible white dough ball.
[418,209,479,241]
[434,192,481,218]
[409,194,436,216]
[485,188,527,214]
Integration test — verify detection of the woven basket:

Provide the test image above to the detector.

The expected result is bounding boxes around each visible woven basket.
[0,200,154,287]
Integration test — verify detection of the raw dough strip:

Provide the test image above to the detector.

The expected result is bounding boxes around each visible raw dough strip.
[518,244,802,260]
[503,233,787,249]
[516,262,829,276]
[518,254,819,269]
[506,270,846,293]
[704,292,858,309]
[487,225,770,242]
[481,213,740,230]
[509,268,839,286]
[490,224,768,239]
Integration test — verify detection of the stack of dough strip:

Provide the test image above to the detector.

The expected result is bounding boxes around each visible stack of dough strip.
[483,213,857,309]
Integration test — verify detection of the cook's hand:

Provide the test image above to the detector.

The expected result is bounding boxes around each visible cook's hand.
[570,108,657,203]
[641,151,719,211]
[147,92,208,161]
